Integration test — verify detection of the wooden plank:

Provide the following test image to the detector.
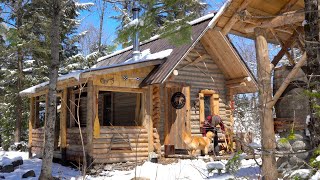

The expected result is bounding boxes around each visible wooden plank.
[93,90,100,138]
[184,86,191,133]
[60,89,68,149]
[199,93,205,127]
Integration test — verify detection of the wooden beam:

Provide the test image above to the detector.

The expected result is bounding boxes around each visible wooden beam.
[226,77,251,85]
[269,29,296,65]
[271,29,300,66]
[185,56,193,62]
[97,86,147,93]
[178,54,210,70]
[221,0,253,35]
[184,86,191,133]
[267,52,307,108]
[93,91,100,138]
[226,82,247,88]
[28,97,35,158]
[244,10,304,33]
[60,88,68,161]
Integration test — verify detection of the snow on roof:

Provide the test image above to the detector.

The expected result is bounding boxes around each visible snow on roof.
[188,13,215,25]
[97,13,217,63]
[208,0,232,28]
[19,71,83,95]
[20,49,172,95]
[124,48,173,63]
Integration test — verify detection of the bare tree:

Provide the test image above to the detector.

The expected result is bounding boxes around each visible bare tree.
[39,0,61,179]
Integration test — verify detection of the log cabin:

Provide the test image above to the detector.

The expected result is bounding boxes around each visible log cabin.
[20,13,258,164]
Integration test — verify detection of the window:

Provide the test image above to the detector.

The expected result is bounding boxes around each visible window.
[99,91,142,126]
[199,90,219,127]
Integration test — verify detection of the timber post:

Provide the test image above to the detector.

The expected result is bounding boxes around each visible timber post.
[86,81,95,165]
[254,28,278,180]
[60,88,68,163]
[28,97,35,158]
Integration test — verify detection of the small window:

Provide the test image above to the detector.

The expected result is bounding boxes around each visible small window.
[199,90,219,127]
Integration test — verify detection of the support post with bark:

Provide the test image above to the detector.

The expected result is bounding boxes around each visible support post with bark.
[254,28,278,180]
[39,0,61,179]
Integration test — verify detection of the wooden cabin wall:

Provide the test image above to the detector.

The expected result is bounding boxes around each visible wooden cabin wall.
[157,42,229,140]
[92,126,149,164]
[31,128,44,156]
[66,127,86,161]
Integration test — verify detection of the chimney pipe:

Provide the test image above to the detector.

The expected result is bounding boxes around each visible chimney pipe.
[132,1,140,61]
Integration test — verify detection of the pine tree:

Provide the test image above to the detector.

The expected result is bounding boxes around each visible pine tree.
[110,0,208,46]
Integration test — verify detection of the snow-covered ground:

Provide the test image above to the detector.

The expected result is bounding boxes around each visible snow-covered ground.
[1,150,319,180]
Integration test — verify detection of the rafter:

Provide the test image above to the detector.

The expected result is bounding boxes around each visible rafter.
[267,52,307,108]
[244,10,304,33]
[179,54,210,70]
[269,29,296,65]
[271,28,302,66]
[221,0,253,35]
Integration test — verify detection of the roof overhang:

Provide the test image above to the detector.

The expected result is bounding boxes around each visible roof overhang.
[210,0,305,44]
[20,59,164,97]
[201,29,258,94]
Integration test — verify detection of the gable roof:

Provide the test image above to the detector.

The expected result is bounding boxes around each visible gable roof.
[21,11,258,96]
[95,18,213,85]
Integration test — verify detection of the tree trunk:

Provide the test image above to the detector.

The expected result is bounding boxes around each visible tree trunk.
[254,28,278,180]
[15,0,23,143]
[39,0,61,179]
[98,0,106,53]
[304,0,320,147]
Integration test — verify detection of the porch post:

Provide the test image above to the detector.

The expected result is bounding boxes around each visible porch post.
[60,88,68,162]
[86,81,96,164]
[254,27,278,179]
[28,97,35,158]
[144,87,154,158]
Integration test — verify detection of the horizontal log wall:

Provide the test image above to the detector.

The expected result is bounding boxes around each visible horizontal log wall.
[31,128,44,156]
[66,127,86,161]
[169,42,228,136]
[92,126,149,164]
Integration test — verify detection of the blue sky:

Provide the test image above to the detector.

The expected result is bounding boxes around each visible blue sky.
[78,0,226,47]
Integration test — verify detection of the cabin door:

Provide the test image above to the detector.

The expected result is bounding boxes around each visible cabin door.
[164,84,190,149]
